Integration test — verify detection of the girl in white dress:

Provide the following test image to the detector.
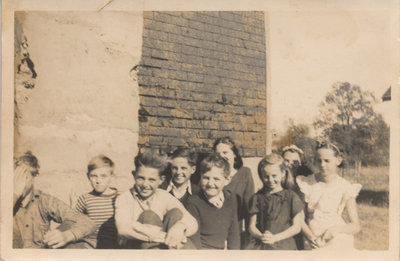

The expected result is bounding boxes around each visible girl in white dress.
[296,140,361,251]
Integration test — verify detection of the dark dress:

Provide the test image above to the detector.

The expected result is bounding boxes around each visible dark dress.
[224,166,255,222]
[246,188,304,250]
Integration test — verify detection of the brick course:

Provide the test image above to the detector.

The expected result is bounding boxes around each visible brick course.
[138,11,267,156]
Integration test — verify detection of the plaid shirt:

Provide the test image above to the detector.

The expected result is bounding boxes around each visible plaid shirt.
[13,189,96,248]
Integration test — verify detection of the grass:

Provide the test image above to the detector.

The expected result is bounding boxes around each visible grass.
[341,166,389,192]
[354,203,389,250]
[341,166,389,250]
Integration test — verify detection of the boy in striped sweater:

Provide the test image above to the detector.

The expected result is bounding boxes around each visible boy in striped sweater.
[75,155,118,248]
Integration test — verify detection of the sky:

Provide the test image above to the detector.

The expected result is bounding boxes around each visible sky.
[268,1,398,133]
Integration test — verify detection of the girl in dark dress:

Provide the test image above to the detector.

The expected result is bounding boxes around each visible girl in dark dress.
[213,137,255,248]
[247,153,304,250]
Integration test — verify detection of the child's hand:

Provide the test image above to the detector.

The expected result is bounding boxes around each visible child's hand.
[43,230,75,248]
[321,228,335,243]
[141,224,165,243]
[315,237,326,248]
[261,230,277,245]
[165,222,186,249]
[14,165,33,198]
[310,236,325,248]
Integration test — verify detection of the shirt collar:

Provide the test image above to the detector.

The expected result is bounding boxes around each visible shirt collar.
[131,186,158,210]
[166,180,192,195]
[207,191,225,209]
[21,189,40,208]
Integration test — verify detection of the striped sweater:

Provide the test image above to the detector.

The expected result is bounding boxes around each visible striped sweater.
[76,190,118,248]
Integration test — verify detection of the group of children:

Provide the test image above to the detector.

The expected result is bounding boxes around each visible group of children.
[13,137,362,251]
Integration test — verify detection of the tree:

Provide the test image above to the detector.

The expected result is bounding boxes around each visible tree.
[314,82,377,130]
[273,119,311,149]
[315,82,389,167]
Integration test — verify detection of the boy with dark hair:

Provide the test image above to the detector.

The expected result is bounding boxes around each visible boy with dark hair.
[115,149,198,249]
[159,147,201,207]
[13,151,96,248]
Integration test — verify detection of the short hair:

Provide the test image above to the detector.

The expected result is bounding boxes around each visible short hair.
[87,155,114,176]
[198,153,230,179]
[212,136,243,170]
[170,147,198,167]
[134,149,169,176]
[15,151,40,176]
[258,153,294,189]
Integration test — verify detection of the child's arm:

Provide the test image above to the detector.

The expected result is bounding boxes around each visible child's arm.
[185,201,202,249]
[114,193,166,242]
[248,214,264,240]
[163,193,198,248]
[40,193,96,248]
[227,203,240,249]
[300,219,318,244]
[263,210,303,244]
[164,193,198,237]
[75,194,87,214]
[321,197,360,242]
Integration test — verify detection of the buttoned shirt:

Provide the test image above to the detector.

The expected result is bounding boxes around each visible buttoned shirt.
[166,181,192,200]
[13,189,96,248]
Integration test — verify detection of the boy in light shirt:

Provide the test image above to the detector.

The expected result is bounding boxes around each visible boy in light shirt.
[115,150,198,249]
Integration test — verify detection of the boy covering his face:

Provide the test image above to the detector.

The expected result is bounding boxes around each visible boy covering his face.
[13,151,96,248]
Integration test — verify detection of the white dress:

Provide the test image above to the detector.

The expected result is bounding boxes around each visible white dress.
[296,174,362,251]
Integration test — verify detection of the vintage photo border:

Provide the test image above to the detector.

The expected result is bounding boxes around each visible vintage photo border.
[2,0,399,260]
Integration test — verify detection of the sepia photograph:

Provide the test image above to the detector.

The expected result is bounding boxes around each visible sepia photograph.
[1,0,399,260]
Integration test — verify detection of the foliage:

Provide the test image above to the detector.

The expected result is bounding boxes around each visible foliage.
[315,82,389,166]
[314,82,377,130]
[273,119,311,149]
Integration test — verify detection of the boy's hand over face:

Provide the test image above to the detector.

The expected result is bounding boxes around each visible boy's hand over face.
[165,222,186,249]
[14,165,33,198]
[43,230,75,248]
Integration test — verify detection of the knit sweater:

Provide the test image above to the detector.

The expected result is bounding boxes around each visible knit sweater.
[186,190,240,249]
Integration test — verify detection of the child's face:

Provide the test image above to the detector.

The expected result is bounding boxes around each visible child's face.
[171,157,196,187]
[317,148,341,177]
[134,166,163,200]
[88,167,113,193]
[215,143,235,168]
[260,164,284,191]
[200,166,228,198]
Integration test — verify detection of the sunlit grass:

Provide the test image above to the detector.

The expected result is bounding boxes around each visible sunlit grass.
[354,203,389,250]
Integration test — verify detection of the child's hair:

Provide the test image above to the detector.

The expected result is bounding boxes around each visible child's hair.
[15,151,40,176]
[87,155,115,176]
[316,138,345,168]
[258,153,294,189]
[134,149,169,176]
[170,147,198,167]
[199,153,230,179]
[282,144,303,158]
[212,136,243,170]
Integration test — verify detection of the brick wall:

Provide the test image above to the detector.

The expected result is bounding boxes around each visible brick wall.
[137,11,267,157]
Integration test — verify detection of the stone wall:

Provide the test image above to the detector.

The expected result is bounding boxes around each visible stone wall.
[14,12,143,202]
